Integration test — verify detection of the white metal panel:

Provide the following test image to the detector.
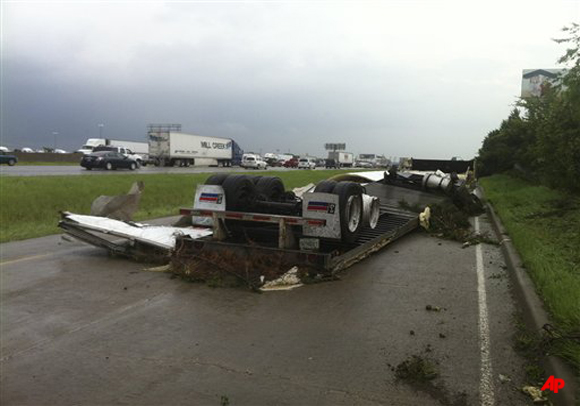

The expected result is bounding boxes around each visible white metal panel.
[64,213,212,249]
[302,193,341,239]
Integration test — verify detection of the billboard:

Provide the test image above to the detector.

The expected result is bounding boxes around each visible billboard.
[324,143,346,151]
[521,69,565,98]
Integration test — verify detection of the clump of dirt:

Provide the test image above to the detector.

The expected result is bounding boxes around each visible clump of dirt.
[394,353,468,406]
[395,355,438,382]
[398,199,425,213]
[170,243,329,290]
[171,248,293,290]
[428,202,471,241]
[399,199,498,245]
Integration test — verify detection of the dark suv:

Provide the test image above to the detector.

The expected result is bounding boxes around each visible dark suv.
[0,151,18,166]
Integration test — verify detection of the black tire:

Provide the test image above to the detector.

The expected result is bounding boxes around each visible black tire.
[205,173,230,185]
[250,176,263,185]
[130,162,136,171]
[221,175,257,211]
[314,180,337,193]
[255,176,285,201]
[135,160,141,169]
[333,181,364,243]
[105,162,113,171]
[8,159,16,166]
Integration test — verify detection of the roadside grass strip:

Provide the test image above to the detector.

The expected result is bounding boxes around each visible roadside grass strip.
[0,169,362,243]
[480,174,580,372]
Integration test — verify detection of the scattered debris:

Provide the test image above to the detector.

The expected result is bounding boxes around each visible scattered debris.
[143,264,172,273]
[419,207,431,229]
[90,181,144,221]
[426,305,442,312]
[394,352,469,406]
[521,386,548,403]
[498,373,511,384]
[59,212,212,252]
[260,267,303,291]
[439,333,446,339]
[395,355,438,382]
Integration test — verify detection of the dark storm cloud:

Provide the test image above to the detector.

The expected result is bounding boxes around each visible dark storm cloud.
[1,1,575,157]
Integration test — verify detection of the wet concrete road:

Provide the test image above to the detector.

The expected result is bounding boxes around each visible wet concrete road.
[0,165,314,177]
[0,214,530,405]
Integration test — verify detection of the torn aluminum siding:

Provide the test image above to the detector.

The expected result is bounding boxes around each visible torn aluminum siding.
[60,212,213,250]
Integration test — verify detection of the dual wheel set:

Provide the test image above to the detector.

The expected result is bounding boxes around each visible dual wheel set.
[204,174,366,243]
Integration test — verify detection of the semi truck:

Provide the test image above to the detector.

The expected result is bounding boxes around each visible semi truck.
[325,151,354,168]
[148,130,243,167]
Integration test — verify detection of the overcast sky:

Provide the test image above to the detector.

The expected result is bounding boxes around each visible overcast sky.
[1,1,578,158]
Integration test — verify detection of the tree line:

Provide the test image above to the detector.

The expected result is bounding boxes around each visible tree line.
[477,23,580,192]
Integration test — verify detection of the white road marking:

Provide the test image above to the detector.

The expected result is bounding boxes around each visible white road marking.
[475,217,495,406]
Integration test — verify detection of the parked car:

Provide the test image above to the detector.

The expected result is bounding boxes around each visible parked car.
[80,151,139,171]
[21,147,34,153]
[283,157,299,168]
[0,146,10,152]
[0,151,18,166]
[298,157,317,169]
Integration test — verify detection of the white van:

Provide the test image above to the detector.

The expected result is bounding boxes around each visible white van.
[241,154,267,169]
[298,157,317,169]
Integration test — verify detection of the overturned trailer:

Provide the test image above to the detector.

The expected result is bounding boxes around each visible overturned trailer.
[170,172,454,286]
[59,170,480,288]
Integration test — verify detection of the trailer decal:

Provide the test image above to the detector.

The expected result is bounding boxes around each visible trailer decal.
[199,193,223,204]
[307,201,336,214]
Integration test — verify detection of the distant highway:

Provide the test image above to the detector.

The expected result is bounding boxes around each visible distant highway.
[0,165,308,177]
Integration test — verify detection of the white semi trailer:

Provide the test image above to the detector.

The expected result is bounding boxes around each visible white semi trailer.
[148,131,243,167]
[77,138,149,156]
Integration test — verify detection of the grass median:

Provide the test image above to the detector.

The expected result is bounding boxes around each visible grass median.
[480,174,580,371]
[0,169,364,243]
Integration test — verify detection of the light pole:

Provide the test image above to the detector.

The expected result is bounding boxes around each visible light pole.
[52,132,59,150]
[98,123,104,139]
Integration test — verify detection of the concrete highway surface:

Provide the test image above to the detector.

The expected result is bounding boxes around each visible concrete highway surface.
[1,214,530,405]
[1,165,305,177]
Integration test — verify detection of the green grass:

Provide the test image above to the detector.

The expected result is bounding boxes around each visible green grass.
[0,169,365,243]
[480,174,580,371]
